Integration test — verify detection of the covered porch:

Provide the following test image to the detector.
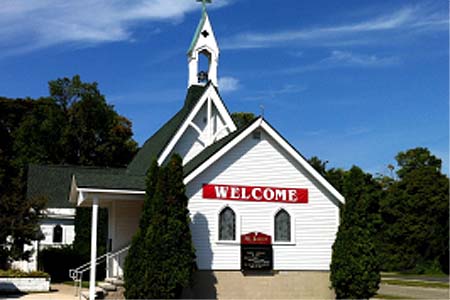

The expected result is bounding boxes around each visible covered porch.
[69,180,145,300]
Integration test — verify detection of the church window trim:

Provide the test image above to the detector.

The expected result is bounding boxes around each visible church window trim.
[216,205,240,244]
[272,208,296,245]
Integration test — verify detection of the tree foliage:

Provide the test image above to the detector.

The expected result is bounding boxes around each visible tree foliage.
[0,98,47,269]
[379,148,449,273]
[124,155,196,299]
[310,147,449,280]
[330,166,381,299]
[231,112,255,129]
[13,75,137,168]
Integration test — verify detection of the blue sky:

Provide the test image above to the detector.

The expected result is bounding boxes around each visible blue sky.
[0,0,448,176]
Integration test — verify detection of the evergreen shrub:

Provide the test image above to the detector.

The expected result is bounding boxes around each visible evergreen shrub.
[330,167,380,299]
[124,155,196,299]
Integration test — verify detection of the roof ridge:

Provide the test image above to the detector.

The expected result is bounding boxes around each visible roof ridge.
[29,163,126,171]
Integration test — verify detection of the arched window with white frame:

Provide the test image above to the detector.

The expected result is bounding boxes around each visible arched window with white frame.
[218,207,235,241]
[274,209,291,242]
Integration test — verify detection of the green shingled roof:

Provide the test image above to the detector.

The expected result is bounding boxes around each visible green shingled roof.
[75,172,144,190]
[126,84,207,175]
[27,165,127,208]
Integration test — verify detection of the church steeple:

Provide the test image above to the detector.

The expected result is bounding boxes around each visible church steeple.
[188,0,219,88]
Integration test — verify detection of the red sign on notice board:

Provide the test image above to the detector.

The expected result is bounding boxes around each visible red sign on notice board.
[241,232,272,245]
[202,184,308,204]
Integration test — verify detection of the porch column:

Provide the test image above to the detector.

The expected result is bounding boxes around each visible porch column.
[89,196,99,300]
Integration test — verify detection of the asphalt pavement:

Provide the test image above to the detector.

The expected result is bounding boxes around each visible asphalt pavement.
[378,283,449,299]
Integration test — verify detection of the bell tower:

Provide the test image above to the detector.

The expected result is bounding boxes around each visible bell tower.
[188,0,219,87]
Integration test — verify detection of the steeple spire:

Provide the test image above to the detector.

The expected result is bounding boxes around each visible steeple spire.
[188,0,219,88]
[197,0,212,14]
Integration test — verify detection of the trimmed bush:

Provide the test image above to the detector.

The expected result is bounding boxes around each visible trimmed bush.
[0,269,49,278]
[330,167,381,299]
[124,155,196,299]
[38,246,82,282]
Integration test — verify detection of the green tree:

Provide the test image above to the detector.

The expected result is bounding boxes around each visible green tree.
[330,166,381,299]
[0,98,47,268]
[13,75,137,169]
[326,168,346,194]
[308,156,346,193]
[12,98,66,168]
[231,112,255,129]
[308,156,328,177]
[395,147,442,178]
[124,155,195,299]
[124,159,160,298]
[0,191,46,269]
[380,148,449,273]
[164,154,196,297]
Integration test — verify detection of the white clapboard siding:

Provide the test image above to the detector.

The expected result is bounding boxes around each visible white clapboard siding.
[113,201,143,250]
[187,129,339,271]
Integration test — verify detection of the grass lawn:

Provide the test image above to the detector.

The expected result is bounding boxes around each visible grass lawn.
[381,279,449,289]
[382,271,449,278]
[62,281,99,288]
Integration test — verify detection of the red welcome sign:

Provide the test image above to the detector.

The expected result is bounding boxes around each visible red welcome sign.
[241,232,272,245]
[202,184,308,204]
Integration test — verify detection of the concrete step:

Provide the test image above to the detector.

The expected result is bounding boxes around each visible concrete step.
[105,277,125,287]
[81,287,107,299]
[98,281,117,291]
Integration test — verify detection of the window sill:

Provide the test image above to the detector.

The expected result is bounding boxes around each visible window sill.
[215,240,240,245]
[273,241,296,246]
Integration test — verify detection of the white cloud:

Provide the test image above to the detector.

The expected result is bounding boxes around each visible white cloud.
[243,83,307,102]
[283,50,399,74]
[219,76,240,92]
[0,0,232,56]
[222,4,447,49]
[323,50,399,67]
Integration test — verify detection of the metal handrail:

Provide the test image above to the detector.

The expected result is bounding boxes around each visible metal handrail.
[69,245,130,299]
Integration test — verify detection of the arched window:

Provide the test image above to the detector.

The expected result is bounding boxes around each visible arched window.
[275,209,291,242]
[53,225,63,243]
[219,207,235,241]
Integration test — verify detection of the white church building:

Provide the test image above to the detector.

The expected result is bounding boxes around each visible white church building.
[29,3,344,299]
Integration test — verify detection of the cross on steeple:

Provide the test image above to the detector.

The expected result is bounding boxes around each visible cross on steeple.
[197,0,212,13]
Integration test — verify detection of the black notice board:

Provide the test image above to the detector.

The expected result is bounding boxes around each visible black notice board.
[241,245,273,271]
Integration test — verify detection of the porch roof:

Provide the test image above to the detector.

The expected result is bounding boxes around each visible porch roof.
[27,165,133,208]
